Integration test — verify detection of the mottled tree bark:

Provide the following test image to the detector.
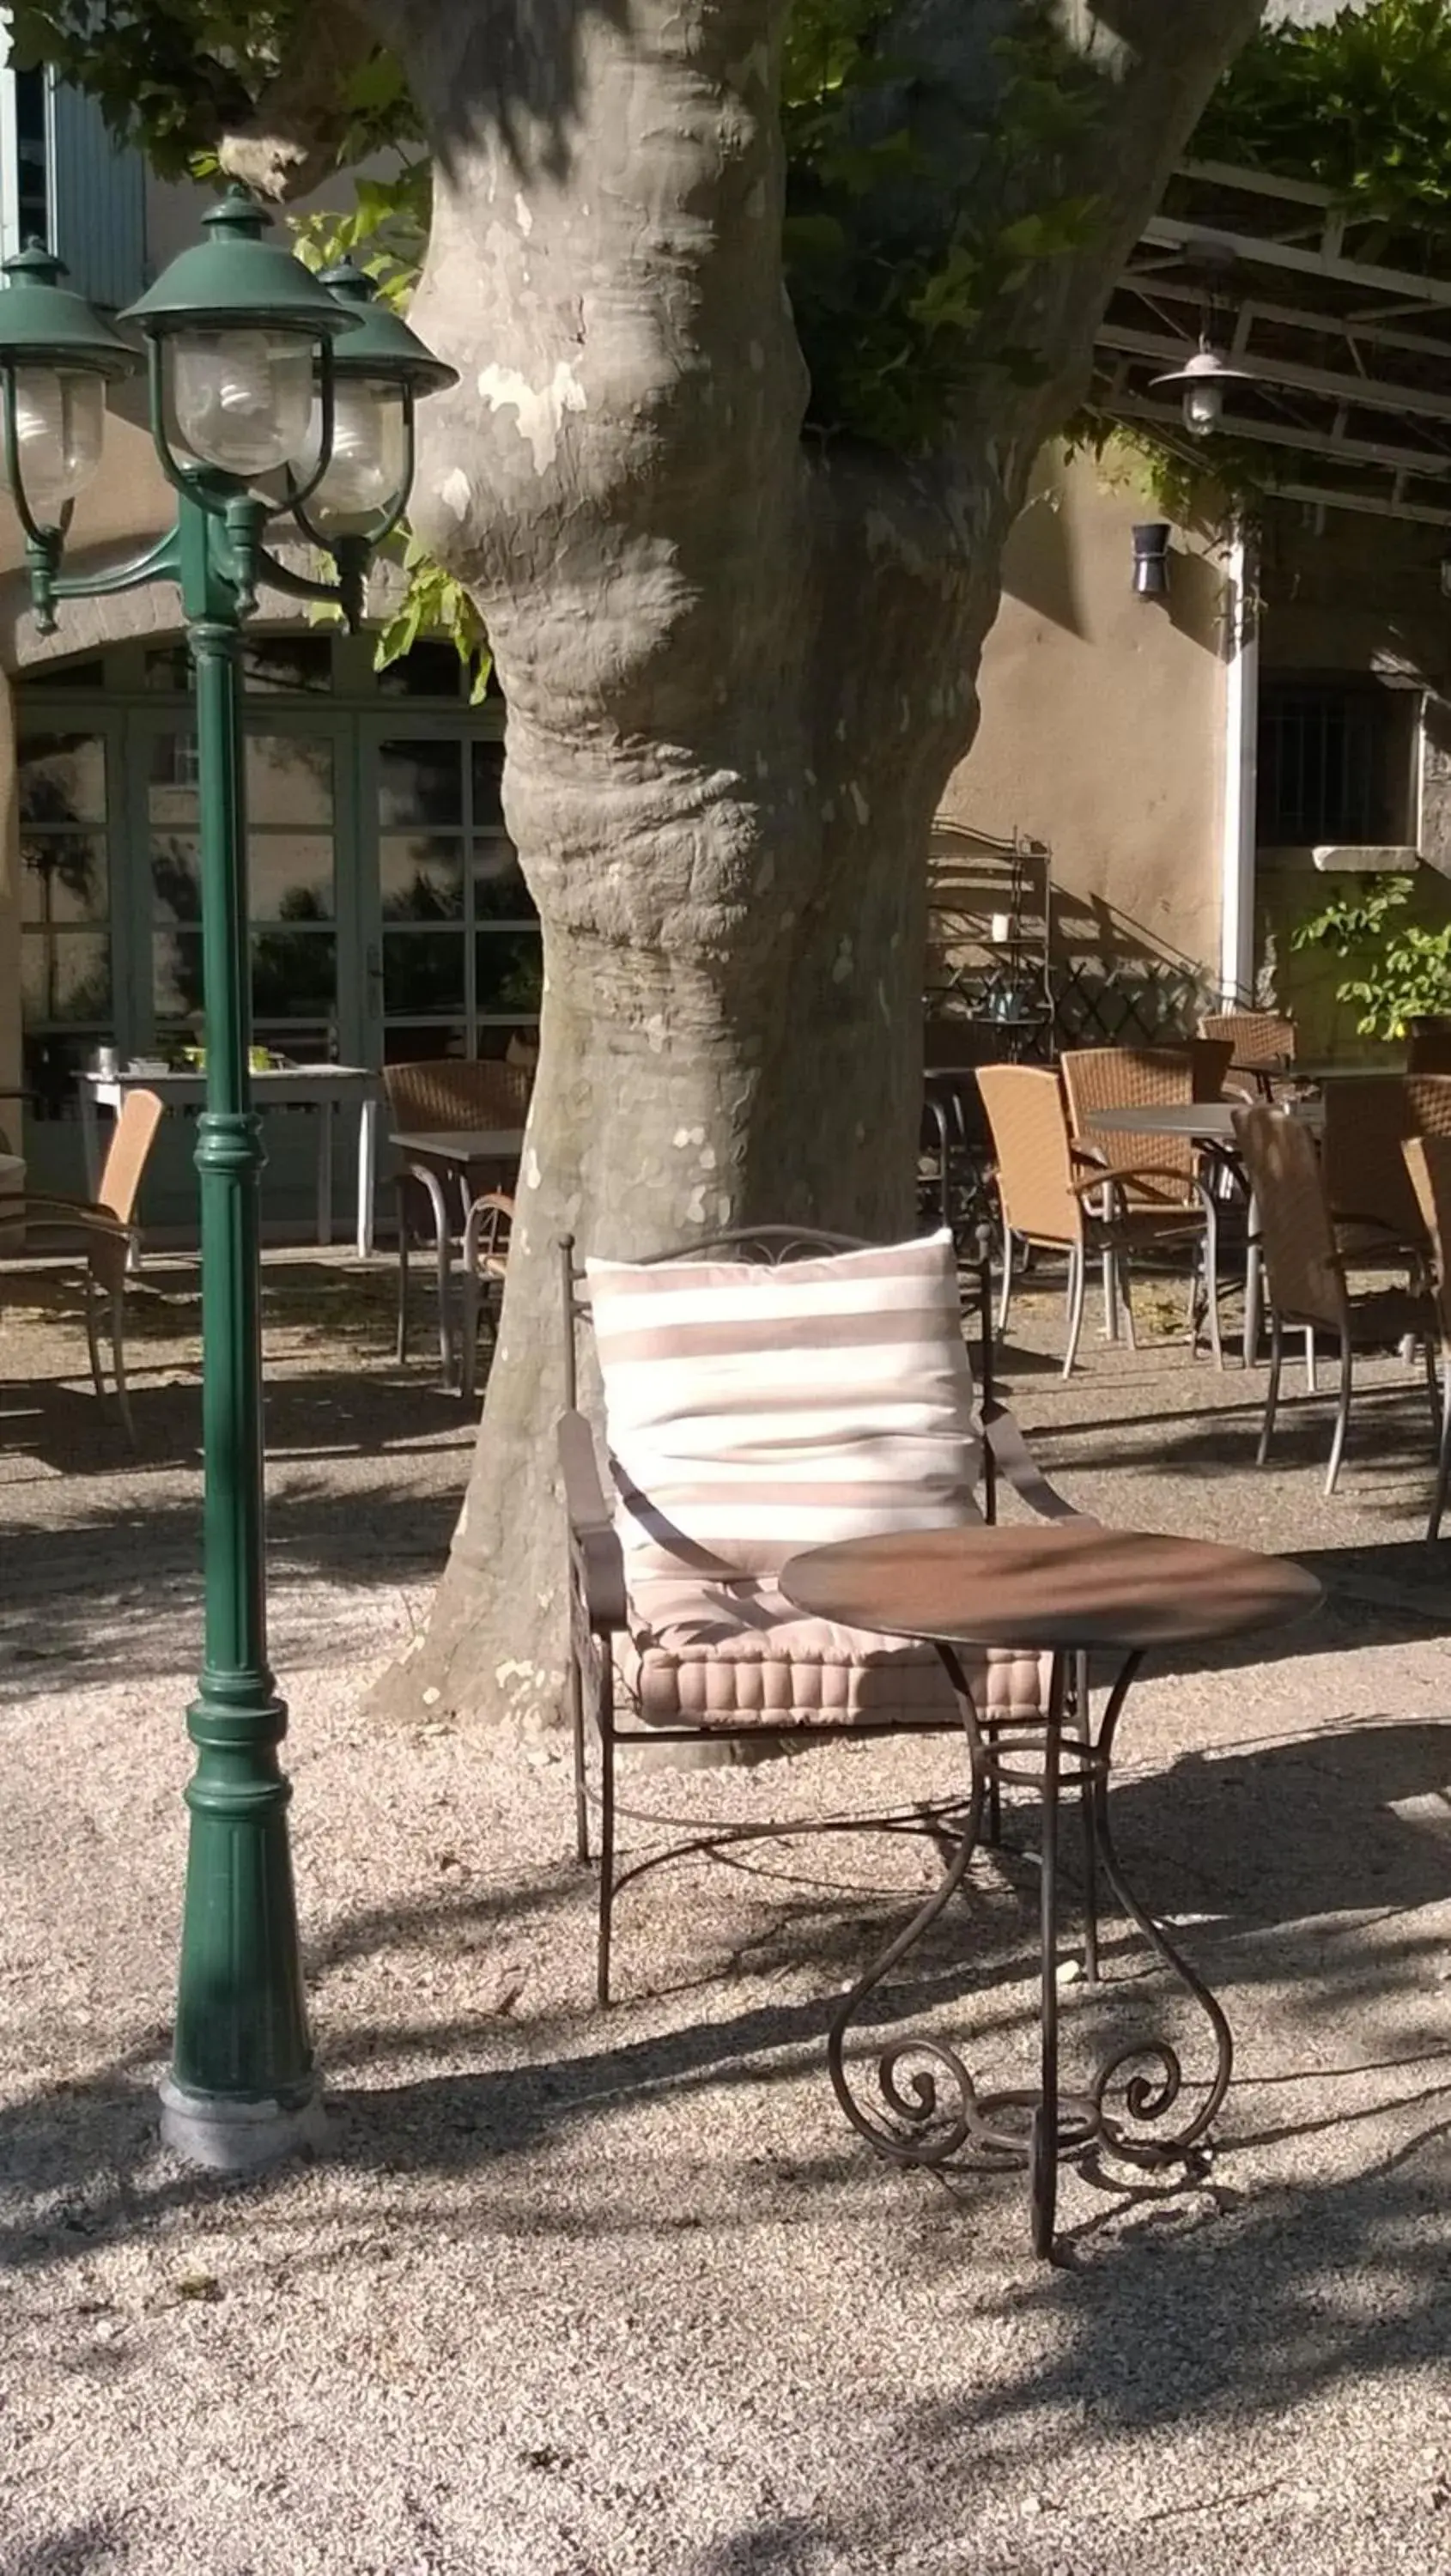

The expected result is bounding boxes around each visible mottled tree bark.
[350,0,1263,1728]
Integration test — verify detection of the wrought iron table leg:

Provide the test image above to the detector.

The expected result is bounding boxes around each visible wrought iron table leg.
[1032,1672,1063,2258]
[1074,1650,1100,1985]
[824,1643,1235,2261]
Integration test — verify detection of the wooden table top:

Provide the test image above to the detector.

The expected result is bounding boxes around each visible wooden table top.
[779,1523,1322,1654]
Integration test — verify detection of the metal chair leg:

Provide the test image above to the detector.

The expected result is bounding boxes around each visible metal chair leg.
[997,1228,1015,1334]
[1430,1352,1451,1541]
[1118,1255,1137,1351]
[597,1709,617,2009]
[568,1660,590,1865]
[1063,1242,1086,1377]
[1102,1248,1120,1345]
[1304,1325,1316,1395]
[109,1292,136,1449]
[1200,1191,1223,1370]
[395,1180,410,1364]
[1326,1334,1354,1497]
[1258,1311,1284,1465]
[82,1273,106,1402]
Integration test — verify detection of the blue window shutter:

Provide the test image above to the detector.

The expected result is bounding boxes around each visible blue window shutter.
[46,76,145,310]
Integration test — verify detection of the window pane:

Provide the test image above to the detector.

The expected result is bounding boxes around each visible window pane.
[251,930,337,1022]
[249,835,334,923]
[384,1024,467,1064]
[474,841,535,922]
[19,732,106,824]
[376,641,462,699]
[476,930,543,1016]
[379,739,464,828]
[246,733,333,826]
[149,730,200,825]
[145,646,191,693]
[152,835,202,924]
[380,835,464,921]
[471,738,506,829]
[20,831,108,926]
[21,932,111,1024]
[155,928,203,1023]
[17,654,105,692]
[383,929,466,1016]
[243,637,332,694]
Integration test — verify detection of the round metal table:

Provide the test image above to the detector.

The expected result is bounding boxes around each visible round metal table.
[780,1522,1322,2262]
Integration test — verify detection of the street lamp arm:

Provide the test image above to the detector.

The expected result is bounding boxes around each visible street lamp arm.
[253,533,372,631]
[51,525,183,604]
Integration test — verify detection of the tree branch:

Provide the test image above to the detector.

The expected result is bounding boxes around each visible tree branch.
[217,0,379,200]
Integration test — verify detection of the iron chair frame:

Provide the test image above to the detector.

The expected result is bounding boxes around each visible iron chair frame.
[556,1224,1096,2008]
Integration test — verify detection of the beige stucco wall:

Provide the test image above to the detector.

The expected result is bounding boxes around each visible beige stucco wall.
[941,444,1229,993]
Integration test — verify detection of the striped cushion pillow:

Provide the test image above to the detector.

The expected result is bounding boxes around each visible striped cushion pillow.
[586,1230,981,1583]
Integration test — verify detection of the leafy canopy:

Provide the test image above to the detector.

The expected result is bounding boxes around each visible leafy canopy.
[1291,877,1451,1042]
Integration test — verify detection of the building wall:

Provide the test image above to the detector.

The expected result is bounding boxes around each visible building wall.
[940,444,1229,1003]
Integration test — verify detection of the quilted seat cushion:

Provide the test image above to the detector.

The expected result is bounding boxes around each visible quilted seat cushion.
[615,1572,1053,1729]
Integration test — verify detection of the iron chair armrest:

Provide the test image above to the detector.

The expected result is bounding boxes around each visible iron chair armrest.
[1069,1162,1189,1200]
[558,1407,628,1631]
[15,1194,131,1242]
[981,1401,1091,1525]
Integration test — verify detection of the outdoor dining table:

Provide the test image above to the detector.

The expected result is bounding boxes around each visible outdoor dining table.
[1089,1095,1325,1364]
[389,1127,526,1388]
[780,1521,1322,2262]
[77,1062,382,1256]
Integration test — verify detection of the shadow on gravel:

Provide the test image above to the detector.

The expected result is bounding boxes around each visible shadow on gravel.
[0,2522,136,2575]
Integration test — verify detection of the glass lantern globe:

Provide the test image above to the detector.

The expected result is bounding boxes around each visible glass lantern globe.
[0,242,137,534]
[171,328,315,477]
[121,188,362,489]
[12,366,106,514]
[305,378,407,529]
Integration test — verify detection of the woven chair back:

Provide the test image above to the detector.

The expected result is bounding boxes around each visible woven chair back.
[1200,1012,1296,1066]
[1405,1073,1451,1141]
[1408,1022,1451,1075]
[1404,1135,1451,1343]
[977,1065,1081,1249]
[1321,1077,1421,1247]
[98,1089,164,1228]
[1232,1104,1345,1335]
[383,1057,532,1133]
[1059,1042,1229,1203]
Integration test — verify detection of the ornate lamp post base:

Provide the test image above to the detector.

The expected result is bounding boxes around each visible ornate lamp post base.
[160,2077,328,2173]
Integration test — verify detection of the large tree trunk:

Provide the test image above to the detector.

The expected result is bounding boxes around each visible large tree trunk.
[367,0,1264,1730]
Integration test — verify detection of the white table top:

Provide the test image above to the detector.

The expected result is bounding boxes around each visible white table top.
[391,1129,525,1162]
[79,1063,377,1097]
[1090,1097,1323,1140]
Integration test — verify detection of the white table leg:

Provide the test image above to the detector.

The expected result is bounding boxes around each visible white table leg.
[357,1095,378,1259]
[316,1097,334,1248]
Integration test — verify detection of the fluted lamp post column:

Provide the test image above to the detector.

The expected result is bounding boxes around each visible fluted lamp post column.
[0,191,456,2171]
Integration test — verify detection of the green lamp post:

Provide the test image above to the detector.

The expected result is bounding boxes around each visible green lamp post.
[0,190,456,2170]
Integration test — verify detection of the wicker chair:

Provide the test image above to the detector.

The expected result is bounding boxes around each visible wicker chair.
[1321,1077,1424,1261]
[1408,1021,1451,1075]
[1232,1103,1436,1497]
[458,1188,514,1406]
[1402,1134,1451,1539]
[1199,1012,1296,1099]
[382,1057,531,1387]
[978,1062,1211,1375]
[13,1087,164,1442]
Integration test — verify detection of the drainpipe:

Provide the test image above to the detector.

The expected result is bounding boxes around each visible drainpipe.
[1219,522,1259,1005]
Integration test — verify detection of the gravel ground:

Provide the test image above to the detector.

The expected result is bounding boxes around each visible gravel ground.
[3,1249,1451,2576]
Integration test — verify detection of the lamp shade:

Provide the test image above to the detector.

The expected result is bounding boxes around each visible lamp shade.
[0,242,138,379]
[317,262,458,396]
[122,186,361,343]
[1150,343,1254,440]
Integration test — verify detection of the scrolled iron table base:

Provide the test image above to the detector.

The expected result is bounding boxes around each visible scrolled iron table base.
[826,1646,1233,2263]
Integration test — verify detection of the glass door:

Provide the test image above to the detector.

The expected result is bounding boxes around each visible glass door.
[360,712,539,1066]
